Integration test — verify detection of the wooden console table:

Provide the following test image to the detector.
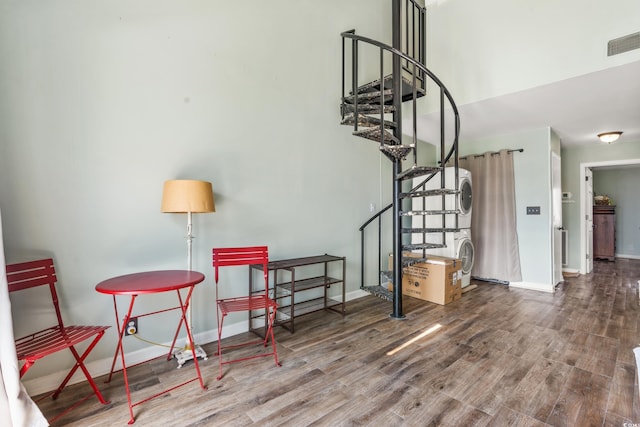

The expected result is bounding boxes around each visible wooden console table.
[249,254,346,333]
[593,205,616,261]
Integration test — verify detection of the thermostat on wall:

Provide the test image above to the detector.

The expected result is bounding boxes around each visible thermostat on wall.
[562,192,572,200]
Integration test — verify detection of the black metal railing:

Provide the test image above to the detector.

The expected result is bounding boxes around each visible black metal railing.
[401,0,427,74]
[341,32,459,169]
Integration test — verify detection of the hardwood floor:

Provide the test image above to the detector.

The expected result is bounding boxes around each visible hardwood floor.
[37,259,640,426]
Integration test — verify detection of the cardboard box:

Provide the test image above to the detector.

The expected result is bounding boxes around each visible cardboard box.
[388,253,462,305]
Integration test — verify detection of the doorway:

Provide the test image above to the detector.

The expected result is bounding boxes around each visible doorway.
[580,158,640,274]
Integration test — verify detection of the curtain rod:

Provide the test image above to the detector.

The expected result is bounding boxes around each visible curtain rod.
[459,148,523,160]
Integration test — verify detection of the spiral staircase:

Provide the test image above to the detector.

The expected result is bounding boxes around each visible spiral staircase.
[340,0,462,318]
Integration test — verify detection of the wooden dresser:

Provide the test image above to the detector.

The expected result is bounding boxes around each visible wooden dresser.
[593,205,616,261]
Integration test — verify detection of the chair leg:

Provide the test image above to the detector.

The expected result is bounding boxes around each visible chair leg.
[53,334,109,404]
[266,307,281,368]
[216,311,226,380]
[261,307,272,348]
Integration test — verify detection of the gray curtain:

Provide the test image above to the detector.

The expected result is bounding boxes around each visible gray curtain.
[0,209,49,427]
[460,150,522,283]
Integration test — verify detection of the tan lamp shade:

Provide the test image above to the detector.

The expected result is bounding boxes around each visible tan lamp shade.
[161,180,215,213]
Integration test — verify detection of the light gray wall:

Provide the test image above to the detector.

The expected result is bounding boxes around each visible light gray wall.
[425,0,640,108]
[0,0,393,380]
[561,140,640,269]
[593,167,640,258]
[459,127,553,287]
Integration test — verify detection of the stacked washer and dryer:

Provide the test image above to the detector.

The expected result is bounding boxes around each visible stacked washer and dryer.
[411,167,475,288]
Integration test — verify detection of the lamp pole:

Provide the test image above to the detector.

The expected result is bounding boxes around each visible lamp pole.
[187,211,193,270]
[174,211,208,367]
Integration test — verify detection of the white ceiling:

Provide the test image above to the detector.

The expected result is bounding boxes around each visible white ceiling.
[414,59,640,147]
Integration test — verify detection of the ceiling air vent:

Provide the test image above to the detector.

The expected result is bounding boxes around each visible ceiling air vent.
[607,32,640,56]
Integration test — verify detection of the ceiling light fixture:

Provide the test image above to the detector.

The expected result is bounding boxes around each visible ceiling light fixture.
[597,131,623,144]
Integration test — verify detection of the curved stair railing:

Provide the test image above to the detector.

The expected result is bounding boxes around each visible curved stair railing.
[341,21,461,317]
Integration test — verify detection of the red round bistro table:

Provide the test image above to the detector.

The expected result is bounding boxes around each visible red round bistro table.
[96,270,207,424]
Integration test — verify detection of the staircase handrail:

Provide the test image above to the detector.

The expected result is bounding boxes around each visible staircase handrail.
[359,203,393,232]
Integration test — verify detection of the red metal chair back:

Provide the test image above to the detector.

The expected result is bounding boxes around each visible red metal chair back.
[6,258,65,330]
[212,245,269,288]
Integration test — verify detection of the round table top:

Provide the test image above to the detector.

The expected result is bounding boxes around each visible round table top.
[95,270,205,295]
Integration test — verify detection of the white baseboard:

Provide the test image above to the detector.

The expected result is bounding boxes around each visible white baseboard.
[562,268,579,274]
[22,289,368,396]
[509,281,555,293]
[347,289,370,300]
[616,253,640,260]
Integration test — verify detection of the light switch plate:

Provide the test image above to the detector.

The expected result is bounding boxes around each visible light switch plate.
[526,206,541,215]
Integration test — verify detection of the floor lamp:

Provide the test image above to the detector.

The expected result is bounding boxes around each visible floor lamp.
[161,179,215,367]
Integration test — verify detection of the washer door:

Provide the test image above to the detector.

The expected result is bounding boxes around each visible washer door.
[459,177,472,216]
[457,238,475,275]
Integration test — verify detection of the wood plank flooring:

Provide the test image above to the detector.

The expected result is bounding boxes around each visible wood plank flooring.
[36,259,640,426]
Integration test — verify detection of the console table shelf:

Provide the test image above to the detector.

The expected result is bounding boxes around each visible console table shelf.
[277,275,344,293]
[249,254,346,333]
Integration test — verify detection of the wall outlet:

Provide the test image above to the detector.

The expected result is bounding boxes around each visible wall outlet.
[125,317,138,336]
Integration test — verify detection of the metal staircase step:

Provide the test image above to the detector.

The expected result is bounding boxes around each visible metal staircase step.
[403,243,446,251]
[341,103,395,115]
[399,188,459,199]
[400,209,460,217]
[400,257,428,266]
[401,227,460,234]
[354,127,400,144]
[351,74,427,102]
[380,143,414,160]
[343,90,393,105]
[361,285,393,302]
[350,74,394,94]
[341,113,397,129]
[396,165,441,181]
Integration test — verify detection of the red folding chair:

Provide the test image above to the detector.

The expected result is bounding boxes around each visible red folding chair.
[6,258,110,422]
[212,246,281,380]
